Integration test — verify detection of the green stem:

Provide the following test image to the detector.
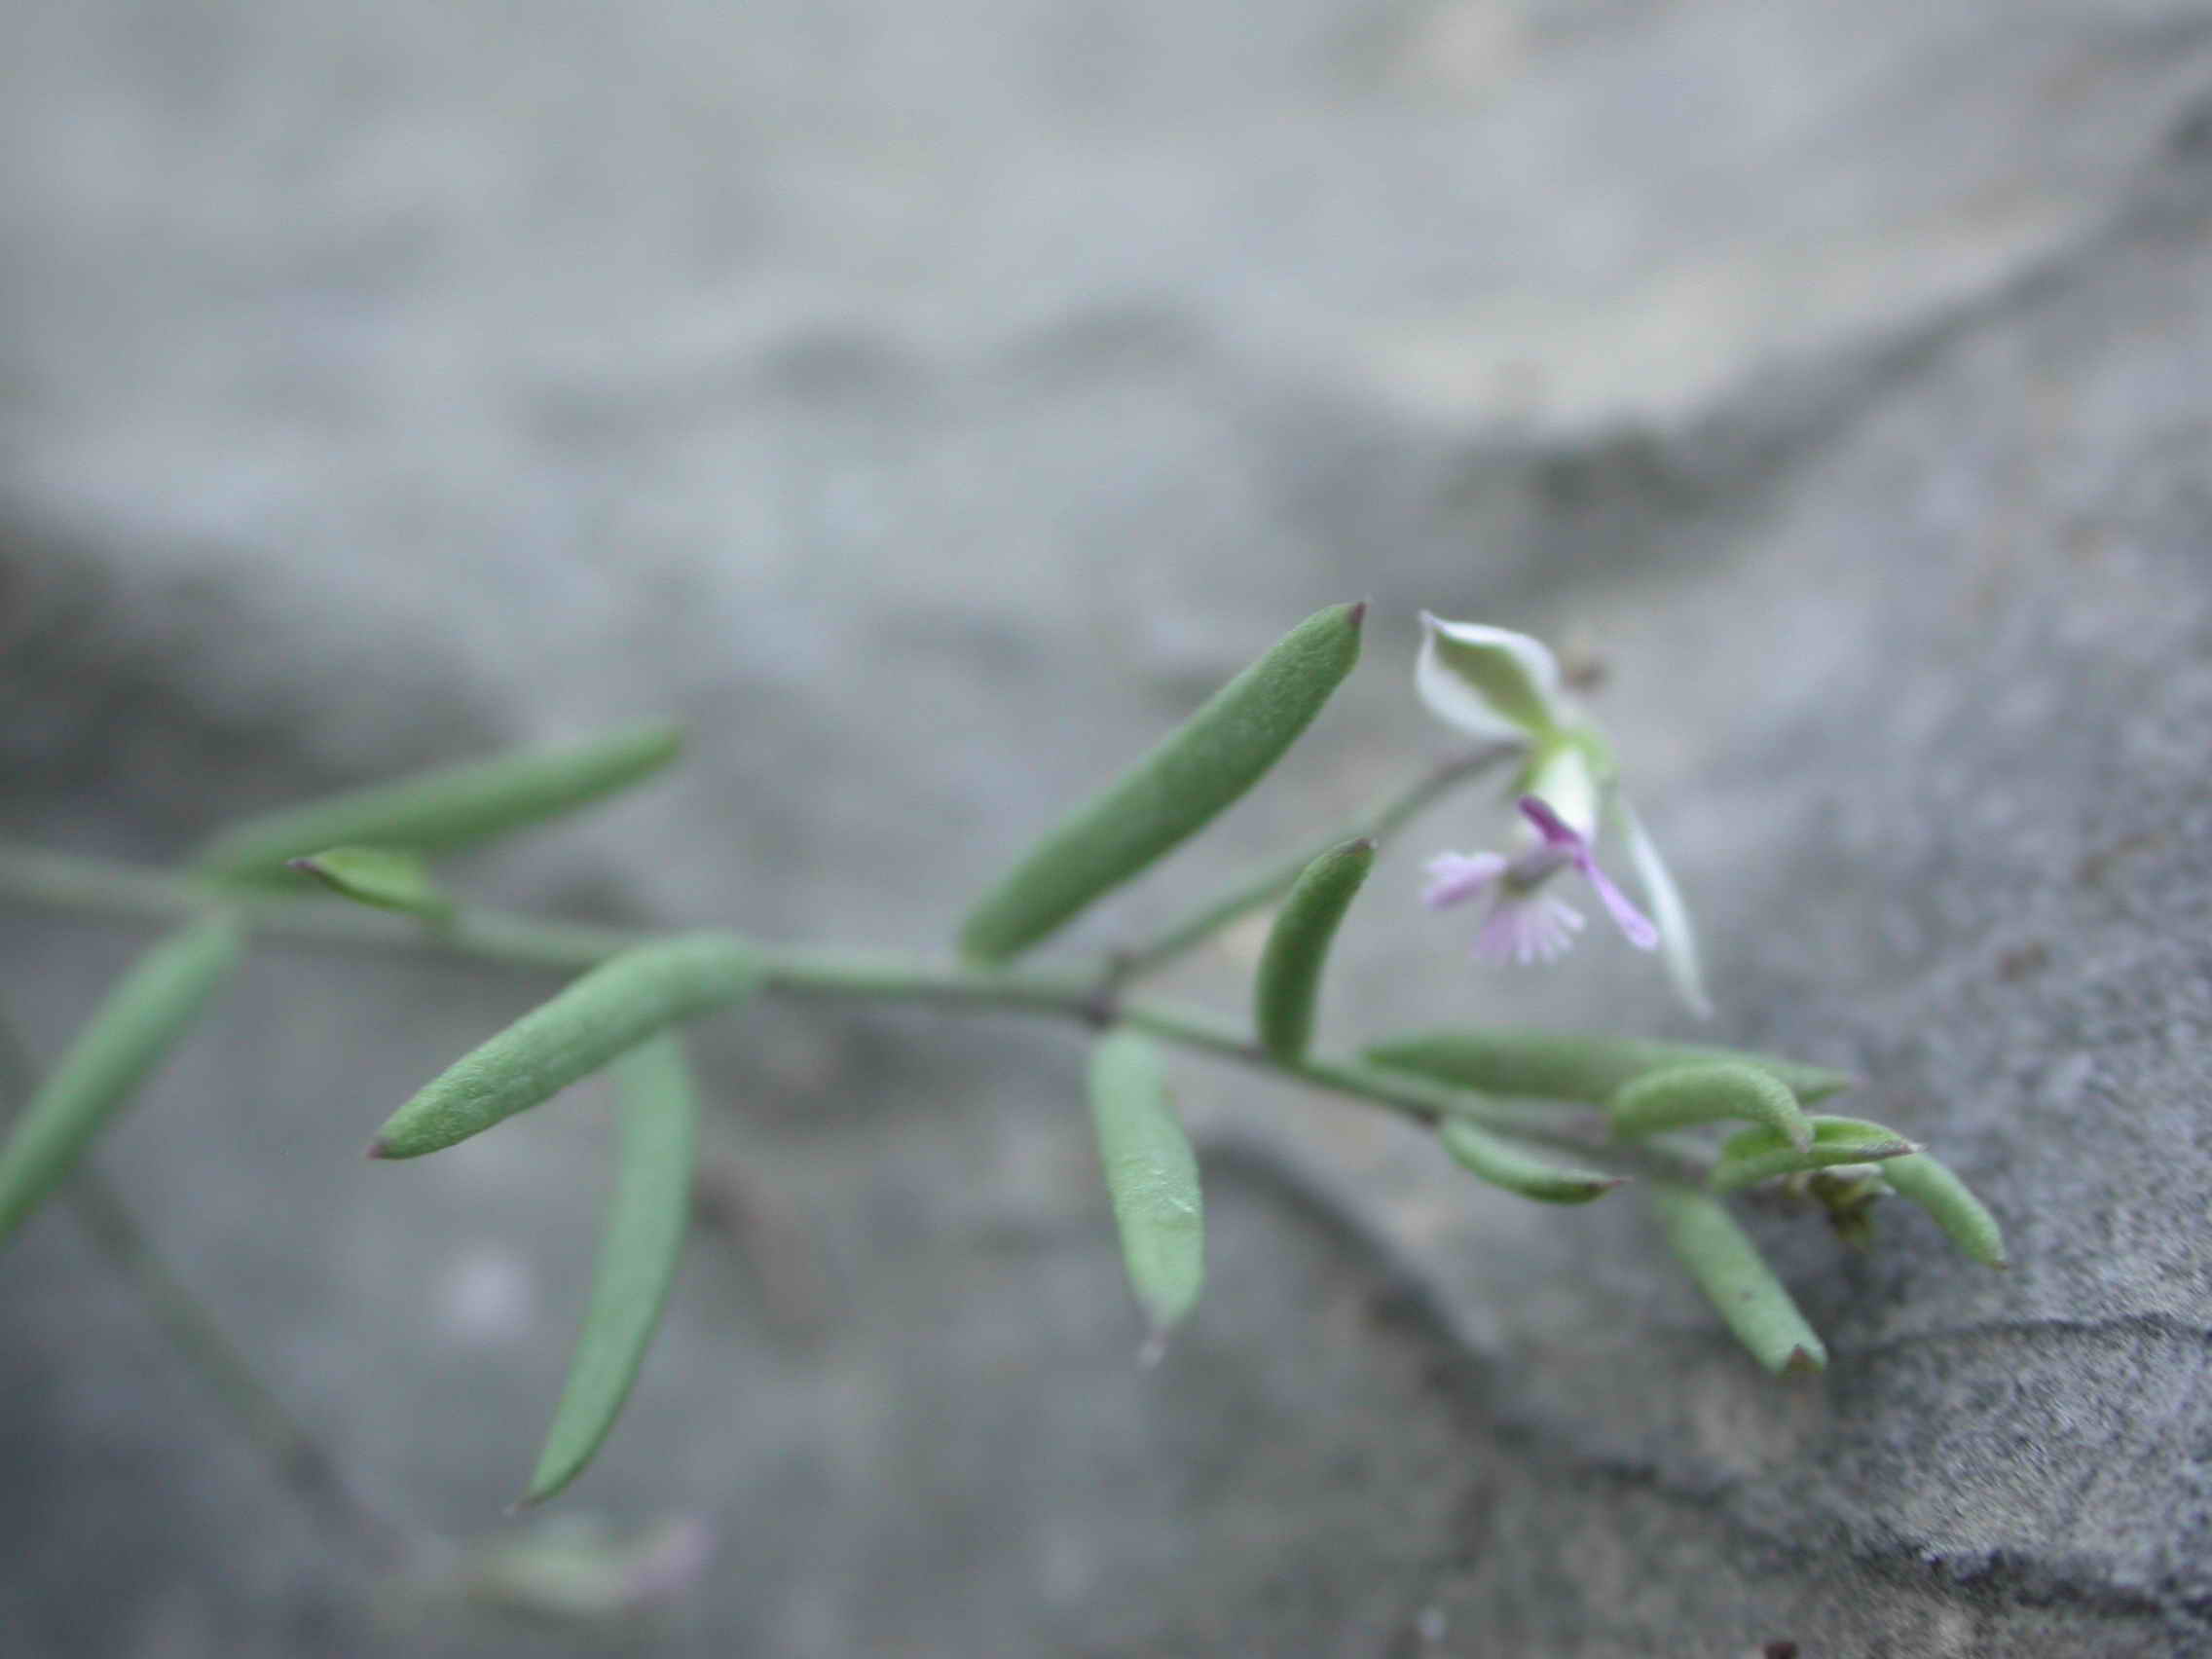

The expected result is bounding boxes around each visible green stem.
[1108,744,1515,982]
[1119,1003,1706,1185]
[0,840,1702,1184]
[0,1014,414,1567]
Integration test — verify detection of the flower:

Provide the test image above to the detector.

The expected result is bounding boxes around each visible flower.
[1424,795,1656,965]
[1416,612,1711,1014]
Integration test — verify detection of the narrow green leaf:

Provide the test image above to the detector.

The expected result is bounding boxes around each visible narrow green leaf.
[1254,837,1375,1062]
[1647,1183,1826,1375]
[193,721,682,881]
[1880,1153,2007,1268]
[286,846,455,921]
[1709,1116,1918,1195]
[371,935,762,1160]
[1609,1061,1813,1150]
[522,1034,699,1507]
[1438,1117,1623,1204]
[1365,1028,1852,1107]
[0,917,242,1245]
[1088,1031,1203,1346]
[959,604,1365,964]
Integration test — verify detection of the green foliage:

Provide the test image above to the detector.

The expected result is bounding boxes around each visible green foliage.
[287,846,454,921]
[1609,1061,1813,1151]
[1437,1116,1622,1204]
[1253,837,1375,1062]
[958,603,1364,963]
[372,935,761,1159]
[524,1034,700,1507]
[1366,1028,1852,1108]
[1088,1031,1204,1344]
[0,917,241,1246]
[1708,1115,1918,1195]
[0,606,2024,1535]
[194,722,682,882]
[1646,1183,1826,1375]
[1881,1152,2008,1268]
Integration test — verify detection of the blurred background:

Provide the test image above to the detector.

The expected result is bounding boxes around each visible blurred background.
[6,2,2212,1653]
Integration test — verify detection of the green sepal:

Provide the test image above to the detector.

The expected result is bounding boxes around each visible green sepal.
[193,721,682,882]
[1438,1116,1623,1204]
[1609,1061,1813,1151]
[1088,1031,1204,1344]
[1646,1183,1827,1375]
[1253,837,1375,1062]
[958,604,1364,964]
[0,917,243,1246]
[286,846,455,921]
[1708,1116,1917,1195]
[1880,1152,2007,1268]
[1365,1028,1852,1107]
[371,934,761,1160]
[521,1033,700,1507]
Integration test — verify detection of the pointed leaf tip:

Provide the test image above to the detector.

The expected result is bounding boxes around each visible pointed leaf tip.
[524,1035,700,1506]
[1709,1117,1921,1195]
[287,846,453,920]
[1647,1183,1826,1376]
[1880,1153,2007,1269]
[1438,1117,1623,1204]
[373,935,760,1159]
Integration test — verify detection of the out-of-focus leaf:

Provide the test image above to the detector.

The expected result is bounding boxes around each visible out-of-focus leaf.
[194,722,682,881]
[1088,1031,1203,1346]
[0,917,241,1246]
[286,846,454,921]
[522,1034,699,1507]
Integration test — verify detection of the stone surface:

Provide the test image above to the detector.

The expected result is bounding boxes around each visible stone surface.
[5,1,2212,1653]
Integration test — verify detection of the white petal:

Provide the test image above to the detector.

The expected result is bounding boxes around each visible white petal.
[1415,612,1566,742]
[1523,742,1601,841]
[1616,797,1714,1019]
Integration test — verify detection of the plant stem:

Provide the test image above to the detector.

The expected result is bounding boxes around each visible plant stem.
[1108,743,1516,982]
[0,1014,415,1567]
[0,840,1700,1183]
[1118,1003,1706,1184]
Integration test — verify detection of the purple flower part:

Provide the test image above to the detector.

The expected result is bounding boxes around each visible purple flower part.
[1515,794,1660,951]
[1422,851,1507,910]
[1472,894,1585,966]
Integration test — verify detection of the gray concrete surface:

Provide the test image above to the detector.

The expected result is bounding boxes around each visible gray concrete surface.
[5,1,2212,1652]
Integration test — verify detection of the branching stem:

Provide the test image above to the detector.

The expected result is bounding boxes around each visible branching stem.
[0,836,1699,1185]
[0,1014,417,1567]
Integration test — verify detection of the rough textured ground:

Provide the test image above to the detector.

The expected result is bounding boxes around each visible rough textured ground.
[5,2,2212,1653]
